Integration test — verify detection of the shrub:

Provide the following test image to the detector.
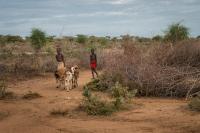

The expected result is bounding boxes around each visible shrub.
[84,78,109,92]
[164,22,189,44]
[111,82,136,100]
[111,82,137,110]
[82,87,114,115]
[84,73,127,92]
[83,96,114,116]
[81,82,134,115]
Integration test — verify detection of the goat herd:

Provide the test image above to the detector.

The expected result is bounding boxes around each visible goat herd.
[54,65,79,92]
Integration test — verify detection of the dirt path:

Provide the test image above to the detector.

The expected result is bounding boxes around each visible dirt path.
[0,71,199,133]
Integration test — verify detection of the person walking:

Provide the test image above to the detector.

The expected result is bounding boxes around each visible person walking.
[90,48,98,79]
[56,47,65,76]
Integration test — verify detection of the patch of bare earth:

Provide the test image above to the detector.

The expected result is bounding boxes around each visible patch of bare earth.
[0,71,199,133]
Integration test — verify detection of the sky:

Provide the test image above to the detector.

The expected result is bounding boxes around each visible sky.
[0,0,200,37]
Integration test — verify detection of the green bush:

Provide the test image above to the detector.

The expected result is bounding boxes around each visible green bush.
[82,87,114,115]
[164,22,189,44]
[111,82,137,110]
[81,82,135,116]
[83,73,125,92]
[83,86,92,98]
[111,82,136,100]
[30,28,47,52]
[84,78,109,92]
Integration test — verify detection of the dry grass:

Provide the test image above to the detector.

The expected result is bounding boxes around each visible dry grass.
[0,39,108,79]
[103,40,200,97]
[1,37,200,98]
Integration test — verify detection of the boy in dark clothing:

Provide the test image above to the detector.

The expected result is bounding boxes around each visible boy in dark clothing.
[90,49,98,79]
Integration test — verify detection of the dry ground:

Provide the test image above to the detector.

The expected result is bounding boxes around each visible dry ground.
[0,70,199,133]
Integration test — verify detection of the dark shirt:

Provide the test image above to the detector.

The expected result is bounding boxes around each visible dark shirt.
[90,53,97,63]
[56,53,64,62]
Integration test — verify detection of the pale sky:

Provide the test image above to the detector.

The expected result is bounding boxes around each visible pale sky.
[0,0,200,37]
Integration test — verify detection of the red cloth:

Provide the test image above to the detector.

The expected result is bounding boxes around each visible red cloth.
[90,60,97,69]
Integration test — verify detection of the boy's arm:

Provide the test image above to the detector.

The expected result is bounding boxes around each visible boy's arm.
[90,55,92,63]
[62,54,66,66]
[95,54,97,66]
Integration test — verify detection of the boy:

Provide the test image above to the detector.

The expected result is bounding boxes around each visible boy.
[90,48,98,79]
[56,47,65,75]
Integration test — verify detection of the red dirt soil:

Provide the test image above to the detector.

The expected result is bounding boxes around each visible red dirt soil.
[0,71,199,133]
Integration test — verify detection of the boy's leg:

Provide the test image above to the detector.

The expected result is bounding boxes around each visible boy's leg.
[91,68,95,79]
[94,68,98,77]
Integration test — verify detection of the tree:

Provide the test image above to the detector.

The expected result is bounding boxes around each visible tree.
[164,23,189,44]
[30,28,47,71]
[152,35,163,41]
[76,34,87,44]
[46,35,55,42]
[30,28,47,52]
[0,35,24,45]
[99,37,108,46]
[6,35,24,43]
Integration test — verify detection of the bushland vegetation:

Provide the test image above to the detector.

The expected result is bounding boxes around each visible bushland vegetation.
[0,23,199,104]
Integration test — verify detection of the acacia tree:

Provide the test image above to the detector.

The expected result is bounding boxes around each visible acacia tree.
[30,28,47,53]
[76,34,87,44]
[152,35,163,42]
[30,28,47,71]
[164,23,189,44]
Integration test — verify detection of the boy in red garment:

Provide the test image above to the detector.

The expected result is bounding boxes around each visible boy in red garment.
[90,48,98,79]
